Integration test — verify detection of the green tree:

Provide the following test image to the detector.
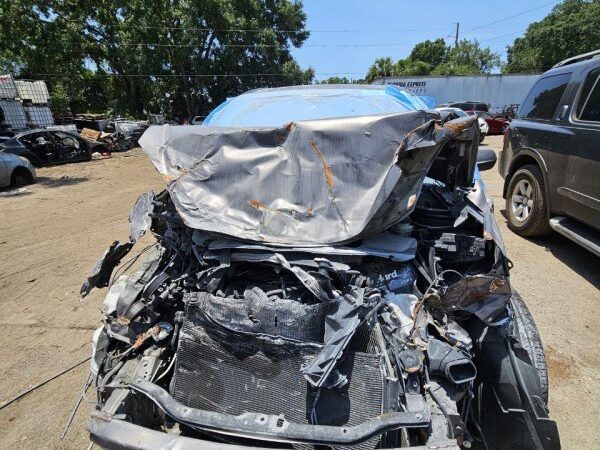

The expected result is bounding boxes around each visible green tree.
[319,76,351,84]
[396,59,432,76]
[434,39,500,75]
[0,0,311,119]
[505,0,600,73]
[409,39,448,68]
[365,57,397,82]
[281,61,315,85]
[319,76,366,84]
[365,38,499,81]
[49,82,70,111]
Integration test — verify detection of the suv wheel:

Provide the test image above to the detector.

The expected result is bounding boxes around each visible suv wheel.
[506,165,552,236]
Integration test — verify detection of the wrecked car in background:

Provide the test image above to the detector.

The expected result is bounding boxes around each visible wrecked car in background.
[82,86,560,449]
[0,129,102,166]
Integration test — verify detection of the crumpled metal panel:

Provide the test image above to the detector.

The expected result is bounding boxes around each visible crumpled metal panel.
[140,113,476,246]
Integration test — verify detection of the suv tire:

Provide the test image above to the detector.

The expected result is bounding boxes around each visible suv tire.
[510,291,549,403]
[506,165,552,236]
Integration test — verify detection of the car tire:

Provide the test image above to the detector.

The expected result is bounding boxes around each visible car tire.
[11,168,33,187]
[510,290,549,403]
[506,165,552,236]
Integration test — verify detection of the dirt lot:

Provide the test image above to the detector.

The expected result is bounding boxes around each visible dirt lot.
[0,136,598,449]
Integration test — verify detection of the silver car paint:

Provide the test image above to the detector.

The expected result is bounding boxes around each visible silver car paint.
[0,151,36,187]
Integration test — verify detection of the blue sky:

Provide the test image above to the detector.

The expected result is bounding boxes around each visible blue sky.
[291,0,561,80]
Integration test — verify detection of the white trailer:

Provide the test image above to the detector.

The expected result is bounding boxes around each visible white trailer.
[371,73,541,115]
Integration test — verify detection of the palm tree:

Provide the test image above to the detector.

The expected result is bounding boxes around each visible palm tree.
[366,57,396,82]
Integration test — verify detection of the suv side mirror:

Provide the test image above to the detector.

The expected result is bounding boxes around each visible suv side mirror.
[476,147,497,171]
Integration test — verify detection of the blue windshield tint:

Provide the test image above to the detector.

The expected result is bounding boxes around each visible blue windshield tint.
[203,85,431,127]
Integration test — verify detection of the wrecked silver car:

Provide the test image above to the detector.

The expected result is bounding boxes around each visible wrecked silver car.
[82,86,560,449]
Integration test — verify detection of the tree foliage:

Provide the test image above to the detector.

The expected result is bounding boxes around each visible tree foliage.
[365,38,500,81]
[319,76,351,84]
[409,39,447,68]
[505,0,600,73]
[49,81,70,111]
[0,0,313,119]
[431,39,500,75]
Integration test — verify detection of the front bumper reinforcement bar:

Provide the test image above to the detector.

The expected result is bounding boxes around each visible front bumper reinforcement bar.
[124,379,431,446]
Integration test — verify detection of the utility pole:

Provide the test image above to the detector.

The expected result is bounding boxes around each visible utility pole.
[455,22,460,48]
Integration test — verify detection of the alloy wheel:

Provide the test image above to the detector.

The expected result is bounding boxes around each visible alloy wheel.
[511,179,533,222]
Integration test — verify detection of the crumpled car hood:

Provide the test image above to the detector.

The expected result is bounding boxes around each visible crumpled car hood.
[140,111,477,246]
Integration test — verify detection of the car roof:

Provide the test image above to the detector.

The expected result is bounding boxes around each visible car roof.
[203,84,431,126]
[543,54,600,77]
[248,84,390,94]
[552,50,600,69]
[14,129,79,139]
[14,129,50,138]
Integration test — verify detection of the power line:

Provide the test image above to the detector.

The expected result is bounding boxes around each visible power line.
[479,30,527,43]
[45,19,449,34]
[26,41,417,49]
[463,0,561,33]
[33,72,366,78]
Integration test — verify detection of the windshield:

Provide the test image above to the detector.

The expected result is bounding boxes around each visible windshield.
[203,85,431,126]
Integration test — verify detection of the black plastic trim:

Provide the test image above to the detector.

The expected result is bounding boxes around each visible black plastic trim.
[88,415,460,450]
[128,379,431,446]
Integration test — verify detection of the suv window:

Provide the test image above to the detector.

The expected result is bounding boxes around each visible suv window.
[575,67,600,122]
[519,73,571,120]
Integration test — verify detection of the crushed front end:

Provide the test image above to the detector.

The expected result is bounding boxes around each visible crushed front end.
[83,112,560,449]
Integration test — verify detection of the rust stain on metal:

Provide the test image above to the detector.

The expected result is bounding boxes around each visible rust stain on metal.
[132,325,160,350]
[248,199,268,211]
[116,316,130,326]
[489,278,506,293]
[443,119,473,134]
[310,141,334,189]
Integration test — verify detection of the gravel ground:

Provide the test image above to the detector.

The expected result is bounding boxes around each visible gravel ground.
[0,136,598,449]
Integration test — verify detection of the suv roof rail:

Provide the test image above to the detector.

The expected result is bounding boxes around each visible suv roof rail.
[552,49,600,68]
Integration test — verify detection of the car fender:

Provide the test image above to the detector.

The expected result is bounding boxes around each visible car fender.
[503,147,553,216]
[14,150,44,167]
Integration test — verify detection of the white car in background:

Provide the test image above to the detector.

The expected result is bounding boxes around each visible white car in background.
[0,150,36,188]
[435,107,488,143]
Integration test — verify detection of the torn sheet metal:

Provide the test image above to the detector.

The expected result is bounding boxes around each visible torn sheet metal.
[80,241,133,297]
[204,231,417,261]
[467,178,507,254]
[139,113,477,246]
[441,274,512,323]
[129,191,155,242]
[81,192,157,298]
[301,286,379,388]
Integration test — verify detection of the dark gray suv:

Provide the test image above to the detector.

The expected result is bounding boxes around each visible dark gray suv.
[499,50,600,257]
